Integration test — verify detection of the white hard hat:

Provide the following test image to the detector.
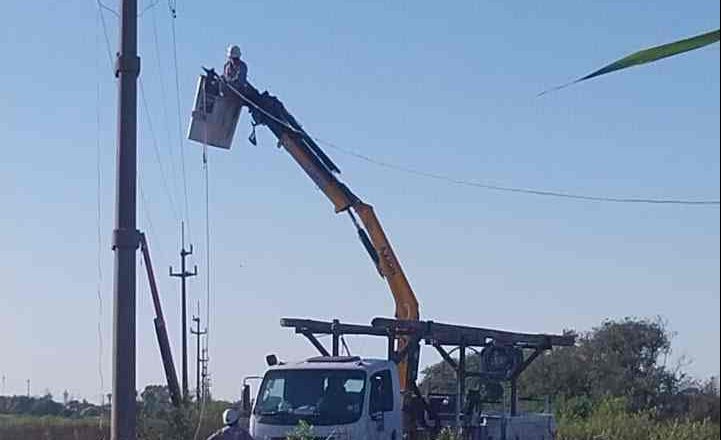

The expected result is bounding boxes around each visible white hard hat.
[227,45,241,59]
[222,407,240,426]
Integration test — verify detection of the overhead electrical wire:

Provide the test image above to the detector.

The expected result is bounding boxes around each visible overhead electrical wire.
[316,139,720,206]
[193,81,213,440]
[97,1,118,18]
[221,80,719,206]
[96,0,159,18]
[149,4,181,209]
[203,130,212,386]
[139,0,161,17]
[93,5,107,434]
[139,78,182,221]
[96,0,114,68]
[168,0,193,240]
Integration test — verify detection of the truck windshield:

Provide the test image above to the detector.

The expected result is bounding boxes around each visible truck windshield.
[254,369,366,426]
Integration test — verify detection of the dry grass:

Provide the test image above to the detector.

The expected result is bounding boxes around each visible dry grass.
[0,414,108,440]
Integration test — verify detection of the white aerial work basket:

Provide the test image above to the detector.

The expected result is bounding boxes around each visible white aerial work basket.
[187,75,243,150]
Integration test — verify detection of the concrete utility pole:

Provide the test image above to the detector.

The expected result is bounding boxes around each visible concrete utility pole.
[26,379,30,397]
[111,0,139,438]
[200,346,210,400]
[191,303,207,402]
[170,222,197,401]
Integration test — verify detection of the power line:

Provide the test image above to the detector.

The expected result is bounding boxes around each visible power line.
[200,82,209,350]
[97,1,118,18]
[149,4,181,210]
[203,149,211,372]
[168,1,192,239]
[201,84,212,400]
[93,6,107,434]
[193,86,213,440]
[139,78,182,221]
[221,80,718,207]
[96,0,114,69]
[139,0,160,17]
[96,0,159,18]
[315,139,720,206]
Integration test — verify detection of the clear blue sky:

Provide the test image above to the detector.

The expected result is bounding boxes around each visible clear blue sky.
[0,1,718,402]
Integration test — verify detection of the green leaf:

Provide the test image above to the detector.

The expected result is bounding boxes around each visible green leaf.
[541,29,720,95]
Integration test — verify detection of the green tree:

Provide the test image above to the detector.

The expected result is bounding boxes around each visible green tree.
[519,317,678,413]
[29,393,63,416]
[420,317,688,416]
[419,354,482,396]
[140,385,173,419]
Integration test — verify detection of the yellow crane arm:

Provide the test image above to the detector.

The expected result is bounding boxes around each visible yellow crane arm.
[276,130,420,391]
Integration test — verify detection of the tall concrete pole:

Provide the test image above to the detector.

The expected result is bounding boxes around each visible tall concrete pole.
[191,303,206,403]
[171,223,197,401]
[111,0,139,438]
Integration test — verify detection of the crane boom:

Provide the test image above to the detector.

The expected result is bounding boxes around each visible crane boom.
[200,75,421,390]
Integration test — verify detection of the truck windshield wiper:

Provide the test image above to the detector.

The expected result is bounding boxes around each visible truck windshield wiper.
[258,409,291,416]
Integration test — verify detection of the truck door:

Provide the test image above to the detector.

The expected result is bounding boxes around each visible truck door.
[368,370,398,440]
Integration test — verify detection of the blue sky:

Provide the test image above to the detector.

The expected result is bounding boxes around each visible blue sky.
[0,1,718,402]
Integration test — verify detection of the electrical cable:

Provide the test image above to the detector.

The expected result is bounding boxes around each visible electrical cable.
[97,1,118,18]
[168,0,192,240]
[138,0,160,17]
[192,75,213,440]
[317,139,721,206]
[203,151,211,366]
[94,6,107,437]
[222,79,718,206]
[139,78,182,221]
[149,4,181,210]
[96,0,114,69]
[222,80,303,136]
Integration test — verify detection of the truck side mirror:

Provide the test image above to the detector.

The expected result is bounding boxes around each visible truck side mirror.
[241,384,252,415]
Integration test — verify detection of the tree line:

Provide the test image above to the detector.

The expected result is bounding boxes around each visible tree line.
[420,317,720,423]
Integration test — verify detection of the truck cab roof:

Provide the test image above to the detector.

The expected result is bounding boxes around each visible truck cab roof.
[269,356,394,373]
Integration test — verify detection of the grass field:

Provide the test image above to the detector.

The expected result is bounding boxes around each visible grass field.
[1,412,718,440]
[557,404,720,440]
[0,413,220,440]
[0,414,108,440]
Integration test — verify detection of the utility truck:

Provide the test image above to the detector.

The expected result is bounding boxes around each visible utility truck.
[239,317,573,440]
[187,69,575,439]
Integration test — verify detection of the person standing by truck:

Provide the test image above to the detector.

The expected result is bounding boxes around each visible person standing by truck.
[206,407,254,440]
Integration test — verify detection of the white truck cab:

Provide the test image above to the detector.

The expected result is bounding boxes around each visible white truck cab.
[250,356,402,440]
